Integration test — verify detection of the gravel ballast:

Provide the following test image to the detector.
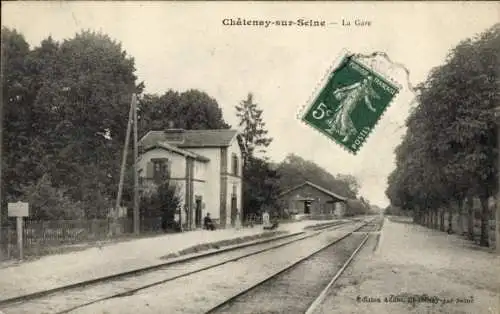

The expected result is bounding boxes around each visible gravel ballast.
[65,222,366,314]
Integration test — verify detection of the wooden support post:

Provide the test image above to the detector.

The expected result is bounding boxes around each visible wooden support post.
[132,94,140,235]
[497,110,500,254]
[0,49,4,260]
[16,217,23,260]
[113,97,134,236]
[495,106,500,254]
[8,202,29,260]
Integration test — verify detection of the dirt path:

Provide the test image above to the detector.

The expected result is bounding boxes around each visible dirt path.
[317,218,500,314]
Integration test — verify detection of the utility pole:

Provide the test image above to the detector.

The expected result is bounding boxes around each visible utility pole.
[495,106,500,254]
[132,94,139,235]
[0,46,5,260]
[113,96,134,236]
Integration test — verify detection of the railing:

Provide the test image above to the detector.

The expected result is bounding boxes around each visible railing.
[0,217,168,260]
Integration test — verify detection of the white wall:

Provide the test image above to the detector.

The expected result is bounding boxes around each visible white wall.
[137,148,187,179]
[193,180,206,219]
[225,139,243,225]
[227,138,243,177]
[193,159,207,182]
[174,180,186,223]
[184,147,221,221]
[138,148,187,221]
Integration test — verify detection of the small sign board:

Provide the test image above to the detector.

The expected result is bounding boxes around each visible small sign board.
[8,202,29,217]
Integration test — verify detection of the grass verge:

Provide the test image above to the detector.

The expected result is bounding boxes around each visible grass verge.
[160,230,287,260]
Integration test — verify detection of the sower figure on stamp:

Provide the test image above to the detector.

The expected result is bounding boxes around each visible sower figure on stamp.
[326,75,380,142]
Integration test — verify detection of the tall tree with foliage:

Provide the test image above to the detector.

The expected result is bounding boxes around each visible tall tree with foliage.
[2,28,34,200]
[386,24,499,247]
[138,89,230,137]
[276,153,359,199]
[235,93,279,217]
[235,93,272,162]
[2,29,144,219]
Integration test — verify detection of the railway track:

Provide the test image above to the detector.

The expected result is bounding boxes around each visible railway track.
[206,217,381,314]
[0,219,358,314]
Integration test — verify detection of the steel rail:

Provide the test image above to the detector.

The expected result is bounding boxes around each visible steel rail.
[304,232,370,314]
[204,218,377,314]
[0,220,351,313]
[53,221,352,314]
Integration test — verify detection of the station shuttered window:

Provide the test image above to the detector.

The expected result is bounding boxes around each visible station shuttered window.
[147,158,170,183]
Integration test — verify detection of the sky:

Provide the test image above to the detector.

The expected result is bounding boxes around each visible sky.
[3,1,499,207]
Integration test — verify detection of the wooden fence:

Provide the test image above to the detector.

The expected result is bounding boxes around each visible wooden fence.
[413,212,496,246]
[0,217,165,260]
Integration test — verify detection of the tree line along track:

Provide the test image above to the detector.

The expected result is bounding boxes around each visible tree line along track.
[205,217,381,314]
[0,219,361,314]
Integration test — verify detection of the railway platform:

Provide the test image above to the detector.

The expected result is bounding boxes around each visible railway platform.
[0,219,337,302]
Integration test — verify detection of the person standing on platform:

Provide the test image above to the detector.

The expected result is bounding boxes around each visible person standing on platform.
[262,210,270,228]
[235,210,242,230]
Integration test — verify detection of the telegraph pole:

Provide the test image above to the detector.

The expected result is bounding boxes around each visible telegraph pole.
[132,94,139,235]
[495,106,500,254]
[113,96,134,236]
[0,46,5,259]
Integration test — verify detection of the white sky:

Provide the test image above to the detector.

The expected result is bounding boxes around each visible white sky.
[3,1,499,207]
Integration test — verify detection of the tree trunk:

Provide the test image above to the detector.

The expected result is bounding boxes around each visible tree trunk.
[456,199,464,235]
[495,195,500,254]
[447,203,453,233]
[479,197,490,247]
[466,196,475,241]
[440,208,445,232]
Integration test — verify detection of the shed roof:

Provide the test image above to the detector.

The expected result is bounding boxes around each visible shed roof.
[278,181,347,202]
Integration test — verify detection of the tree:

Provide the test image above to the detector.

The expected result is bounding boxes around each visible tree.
[18,174,85,220]
[235,93,279,218]
[138,89,230,137]
[235,93,272,162]
[241,157,281,217]
[2,29,144,219]
[276,153,359,199]
[336,174,360,198]
[2,28,34,199]
[386,24,499,247]
[139,180,182,232]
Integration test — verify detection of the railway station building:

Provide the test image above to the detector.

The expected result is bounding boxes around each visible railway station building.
[137,128,245,229]
[278,181,348,218]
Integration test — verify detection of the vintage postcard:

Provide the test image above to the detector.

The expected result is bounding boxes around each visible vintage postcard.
[0,2,498,314]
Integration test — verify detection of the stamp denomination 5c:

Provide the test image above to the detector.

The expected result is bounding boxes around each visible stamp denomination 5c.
[301,52,401,154]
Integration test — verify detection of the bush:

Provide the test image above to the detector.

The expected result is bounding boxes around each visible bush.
[19,174,85,220]
[139,180,182,231]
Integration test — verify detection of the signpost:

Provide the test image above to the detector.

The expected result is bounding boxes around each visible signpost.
[8,202,29,260]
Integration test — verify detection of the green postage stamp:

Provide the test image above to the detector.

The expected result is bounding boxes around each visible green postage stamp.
[300,51,402,154]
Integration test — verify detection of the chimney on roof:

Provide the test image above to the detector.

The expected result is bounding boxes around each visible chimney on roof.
[164,120,185,144]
